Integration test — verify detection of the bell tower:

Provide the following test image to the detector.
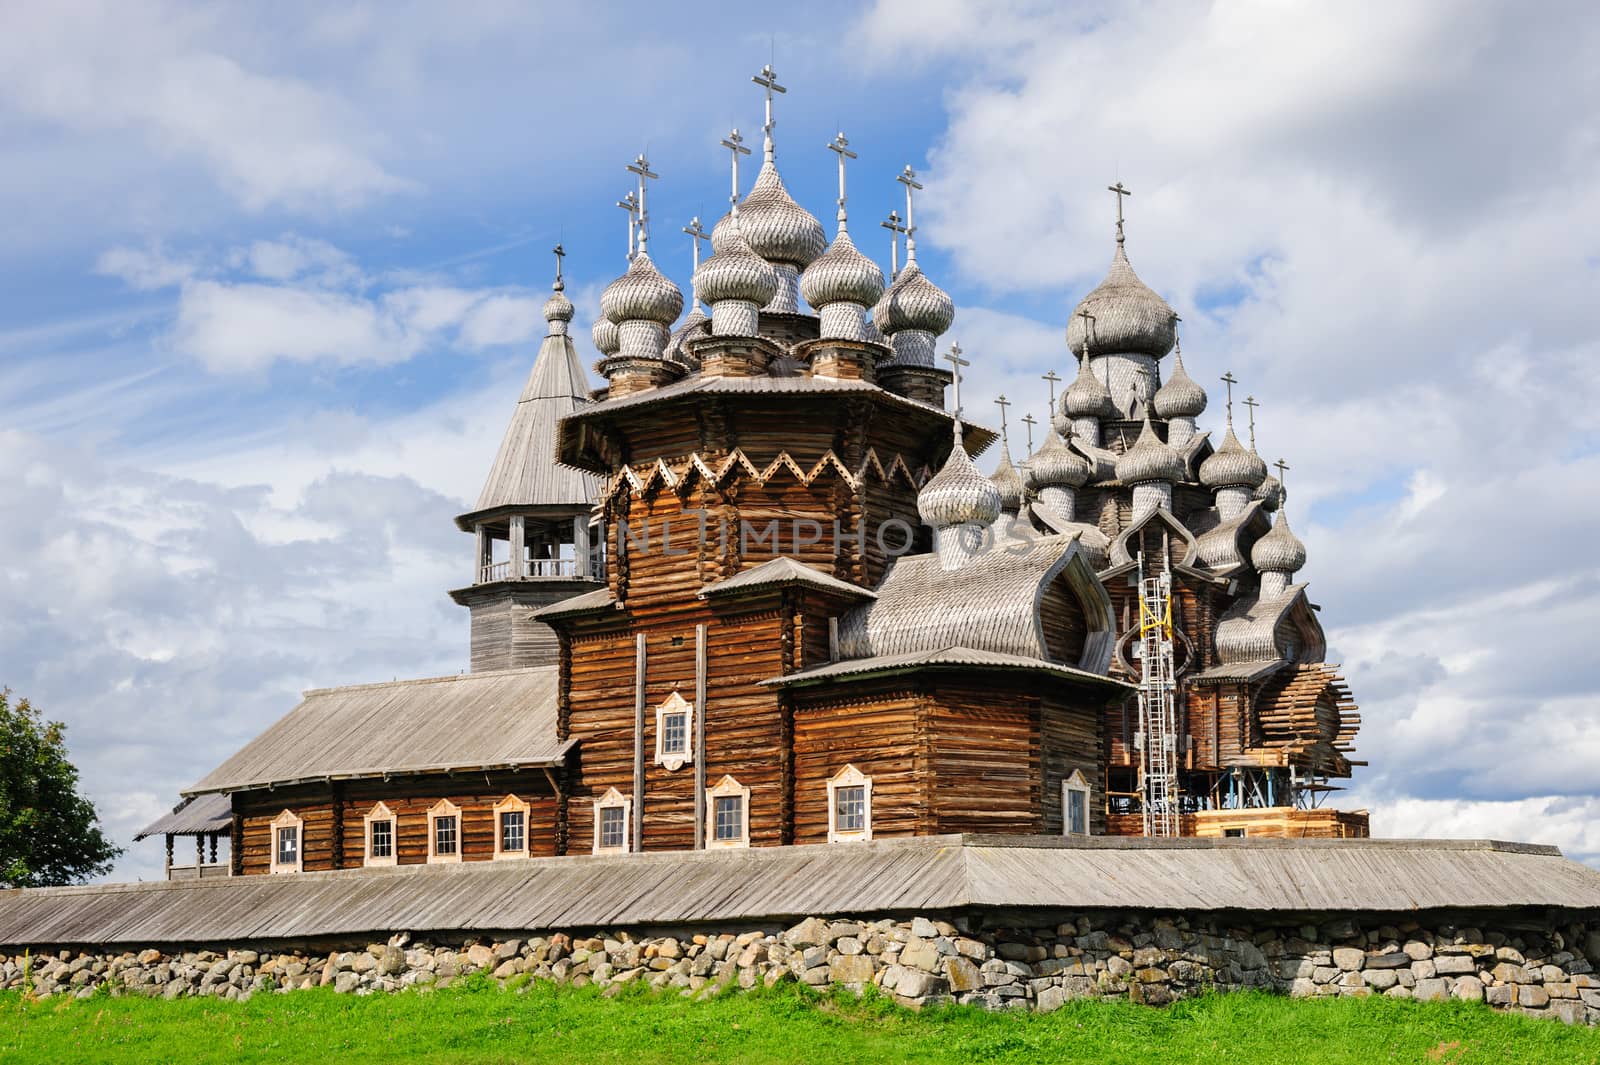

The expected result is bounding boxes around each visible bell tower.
[449,248,605,671]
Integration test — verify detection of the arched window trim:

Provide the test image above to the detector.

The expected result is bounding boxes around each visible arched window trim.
[654,690,695,772]
[827,764,873,843]
[705,774,750,850]
[427,798,463,864]
[592,787,631,854]
[1062,769,1092,837]
[363,801,397,868]
[269,809,304,875]
[493,794,531,860]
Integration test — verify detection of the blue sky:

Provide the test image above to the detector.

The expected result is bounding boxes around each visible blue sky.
[2,0,1599,879]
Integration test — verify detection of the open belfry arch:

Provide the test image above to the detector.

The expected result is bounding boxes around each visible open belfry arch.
[156,65,1368,878]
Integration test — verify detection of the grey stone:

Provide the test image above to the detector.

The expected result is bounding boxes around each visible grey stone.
[1549,999,1587,1025]
[1453,975,1484,1002]
[997,942,1031,962]
[1363,970,1398,990]
[1490,962,1527,985]
[829,956,875,985]
[1403,941,1433,962]
[1519,985,1550,1009]
[1107,955,1133,979]
[1412,978,1448,1003]
[899,939,939,972]
[334,972,360,994]
[1410,959,1436,980]
[783,918,832,949]
[1036,985,1068,1013]
[942,957,982,993]
[835,937,864,956]
[909,918,939,940]
[895,970,942,1000]
[1485,984,1516,1006]
[1364,953,1410,970]
[1433,955,1476,976]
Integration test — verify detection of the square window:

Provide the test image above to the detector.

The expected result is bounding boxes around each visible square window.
[661,711,687,755]
[434,815,458,856]
[369,819,393,859]
[713,795,743,843]
[276,825,298,866]
[1224,828,1247,838]
[500,810,525,853]
[599,805,626,850]
[835,785,865,833]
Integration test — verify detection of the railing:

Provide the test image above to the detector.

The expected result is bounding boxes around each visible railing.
[478,558,595,584]
[166,862,230,881]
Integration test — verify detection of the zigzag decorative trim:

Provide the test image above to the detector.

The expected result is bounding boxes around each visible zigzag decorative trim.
[604,448,933,503]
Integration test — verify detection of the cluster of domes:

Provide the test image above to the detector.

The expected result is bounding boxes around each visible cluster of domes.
[1025,429,1092,491]
[1063,352,1117,421]
[919,437,1001,529]
[1251,510,1306,574]
[600,251,684,327]
[874,262,955,337]
[989,444,1025,513]
[1115,415,1185,485]
[1198,422,1267,489]
[695,220,780,307]
[800,229,885,311]
[1065,245,1177,359]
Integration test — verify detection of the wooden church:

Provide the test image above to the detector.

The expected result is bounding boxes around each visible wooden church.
[151,67,1364,878]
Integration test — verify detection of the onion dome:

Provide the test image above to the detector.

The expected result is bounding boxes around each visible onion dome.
[543,283,575,329]
[1024,429,1092,491]
[1065,244,1176,359]
[863,317,886,345]
[591,315,621,357]
[800,229,884,310]
[1251,509,1306,574]
[1198,423,1267,489]
[1063,352,1117,419]
[694,223,780,306]
[1115,414,1185,485]
[990,444,1025,513]
[711,161,826,269]
[1254,470,1285,512]
[918,439,1001,529]
[600,250,683,326]
[664,307,708,367]
[873,262,955,337]
[1153,350,1207,419]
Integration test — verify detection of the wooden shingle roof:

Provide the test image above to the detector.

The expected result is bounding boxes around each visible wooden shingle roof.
[186,668,569,795]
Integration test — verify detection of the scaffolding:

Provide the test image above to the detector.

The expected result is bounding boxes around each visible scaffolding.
[1134,551,1180,837]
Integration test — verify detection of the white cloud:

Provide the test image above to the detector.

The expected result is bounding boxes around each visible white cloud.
[95,245,195,291]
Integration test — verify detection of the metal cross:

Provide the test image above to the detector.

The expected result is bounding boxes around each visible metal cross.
[552,243,565,287]
[1107,181,1132,243]
[827,131,856,225]
[1041,369,1062,411]
[1272,458,1290,489]
[1171,313,1182,356]
[1220,371,1238,420]
[616,190,639,261]
[682,218,708,311]
[881,209,908,279]
[626,154,658,254]
[752,64,786,158]
[1242,395,1260,451]
[897,165,924,262]
[1020,413,1037,454]
[942,342,970,421]
[720,129,752,209]
[994,394,1011,445]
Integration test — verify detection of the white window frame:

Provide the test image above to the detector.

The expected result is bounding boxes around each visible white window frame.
[653,690,695,772]
[592,787,632,854]
[363,801,397,867]
[1062,770,1092,837]
[269,809,303,874]
[427,798,463,864]
[705,775,751,850]
[827,764,873,843]
[493,794,531,860]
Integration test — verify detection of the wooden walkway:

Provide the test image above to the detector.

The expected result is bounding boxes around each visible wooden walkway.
[1,836,1597,949]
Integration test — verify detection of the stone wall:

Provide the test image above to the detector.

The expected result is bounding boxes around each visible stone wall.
[3,911,1596,1025]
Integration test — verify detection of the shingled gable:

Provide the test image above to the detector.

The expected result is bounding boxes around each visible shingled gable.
[186,668,570,795]
[699,556,876,601]
[835,532,1114,673]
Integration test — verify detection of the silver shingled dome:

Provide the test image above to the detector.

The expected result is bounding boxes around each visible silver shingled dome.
[989,443,1025,513]
[1251,509,1307,574]
[800,229,885,310]
[918,439,1001,529]
[874,262,955,337]
[1024,429,1092,490]
[711,161,826,269]
[600,251,684,326]
[664,307,709,368]
[1066,245,1176,359]
[591,315,621,357]
[1063,352,1118,419]
[1198,425,1268,489]
[694,222,780,306]
[1115,414,1185,485]
[1153,351,1207,419]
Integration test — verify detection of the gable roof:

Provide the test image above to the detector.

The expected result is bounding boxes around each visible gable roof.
[836,533,1114,672]
[700,556,875,600]
[134,792,233,840]
[187,668,569,795]
[462,331,603,525]
[767,646,1134,691]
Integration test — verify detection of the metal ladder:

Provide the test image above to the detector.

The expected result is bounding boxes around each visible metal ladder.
[1135,552,1180,837]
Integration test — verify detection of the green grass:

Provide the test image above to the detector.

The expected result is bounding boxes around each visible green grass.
[1,982,1596,1065]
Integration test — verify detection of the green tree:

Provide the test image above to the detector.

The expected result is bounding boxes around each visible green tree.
[0,689,120,887]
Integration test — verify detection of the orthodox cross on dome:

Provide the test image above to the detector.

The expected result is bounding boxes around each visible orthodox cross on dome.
[1041,369,1062,411]
[1243,394,1261,451]
[1171,313,1182,355]
[897,165,924,264]
[1107,180,1133,245]
[995,394,1011,446]
[1020,412,1037,455]
[827,131,857,228]
[943,342,970,441]
[720,129,752,211]
[1273,457,1290,487]
[880,208,908,279]
[617,190,639,261]
[552,243,566,290]
[1220,370,1238,422]
[682,218,708,311]
[625,154,659,254]
[751,64,786,162]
